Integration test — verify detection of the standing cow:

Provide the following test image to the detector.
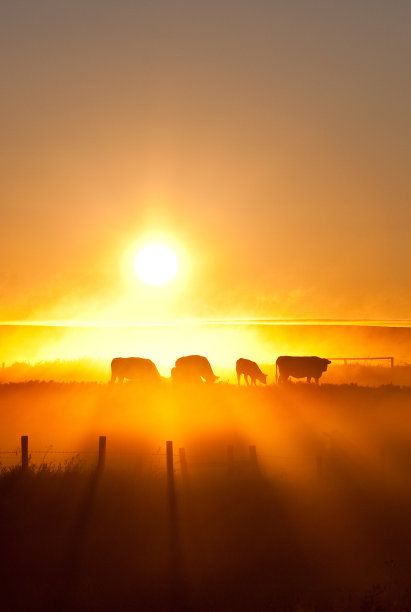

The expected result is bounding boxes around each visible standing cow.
[236,358,267,386]
[276,356,331,384]
[171,355,219,384]
[110,357,161,384]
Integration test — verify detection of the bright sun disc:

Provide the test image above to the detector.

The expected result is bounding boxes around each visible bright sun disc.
[135,244,178,286]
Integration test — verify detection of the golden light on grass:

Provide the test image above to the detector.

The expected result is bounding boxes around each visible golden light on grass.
[135,244,178,286]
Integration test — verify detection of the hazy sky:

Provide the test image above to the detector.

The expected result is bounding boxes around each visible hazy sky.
[1,0,411,322]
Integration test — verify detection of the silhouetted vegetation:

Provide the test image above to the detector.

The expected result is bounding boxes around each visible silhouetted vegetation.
[0,358,108,383]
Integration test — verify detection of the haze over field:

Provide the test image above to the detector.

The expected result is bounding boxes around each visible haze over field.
[2,322,411,378]
[1,1,411,325]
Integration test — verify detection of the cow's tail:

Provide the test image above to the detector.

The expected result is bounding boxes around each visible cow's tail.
[275,359,278,385]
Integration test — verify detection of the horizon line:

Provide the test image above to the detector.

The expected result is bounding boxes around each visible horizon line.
[2,318,411,328]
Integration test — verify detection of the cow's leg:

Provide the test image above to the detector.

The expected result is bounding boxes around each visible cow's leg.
[237,372,241,386]
[315,377,319,384]
[252,377,256,386]
[245,375,250,386]
[119,376,124,384]
[307,376,311,383]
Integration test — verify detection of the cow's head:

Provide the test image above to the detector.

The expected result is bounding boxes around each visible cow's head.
[259,373,268,385]
[204,374,219,384]
[322,359,332,371]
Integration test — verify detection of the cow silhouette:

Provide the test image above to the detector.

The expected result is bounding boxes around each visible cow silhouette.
[171,355,218,384]
[236,358,267,386]
[110,357,161,384]
[276,356,331,384]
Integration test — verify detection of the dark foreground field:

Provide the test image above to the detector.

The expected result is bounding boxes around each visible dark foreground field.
[1,383,411,610]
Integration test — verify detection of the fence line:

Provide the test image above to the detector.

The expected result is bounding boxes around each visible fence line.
[0,436,267,476]
[4,436,388,488]
[329,356,394,368]
[0,444,341,466]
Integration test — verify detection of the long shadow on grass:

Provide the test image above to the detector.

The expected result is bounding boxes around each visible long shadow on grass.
[168,456,189,611]
[47,465,102,611]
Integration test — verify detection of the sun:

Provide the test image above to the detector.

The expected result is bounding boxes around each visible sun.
[134,243,178,286]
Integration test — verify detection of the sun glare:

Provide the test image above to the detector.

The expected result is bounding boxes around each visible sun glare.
[135,244,178,286]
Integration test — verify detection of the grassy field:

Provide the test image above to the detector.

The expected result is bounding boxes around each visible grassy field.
[1,382,411,610]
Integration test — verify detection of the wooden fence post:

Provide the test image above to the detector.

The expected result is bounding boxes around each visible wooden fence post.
[21,435,28,472]
[98,436,106,472]
[166,441,174,484]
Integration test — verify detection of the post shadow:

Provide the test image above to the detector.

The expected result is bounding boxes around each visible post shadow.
[167,441,188,611]
[47,447,105,610]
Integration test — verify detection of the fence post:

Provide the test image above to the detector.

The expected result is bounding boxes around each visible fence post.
[166,441,174,484]
[179,447,188,483]
[98,436,106,472]
[21,435,28,472]
[249,445,258,471]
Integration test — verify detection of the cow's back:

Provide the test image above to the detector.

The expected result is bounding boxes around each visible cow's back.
[111,357,160,382]
[174,355,217,383]
[276,356,329,379]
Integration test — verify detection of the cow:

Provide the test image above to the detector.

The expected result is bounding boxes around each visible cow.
[110,357,161,384]
[236,358,267,386]
[171,355,219,384]
[276,356,331,384]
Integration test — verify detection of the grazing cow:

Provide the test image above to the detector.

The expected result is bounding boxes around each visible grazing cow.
[276,356,331,384]
[171,355,219,384]
[110,357,161,384]
[236,358,267,386]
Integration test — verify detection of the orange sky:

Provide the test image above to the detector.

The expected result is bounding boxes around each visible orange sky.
[1,1,411,323]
